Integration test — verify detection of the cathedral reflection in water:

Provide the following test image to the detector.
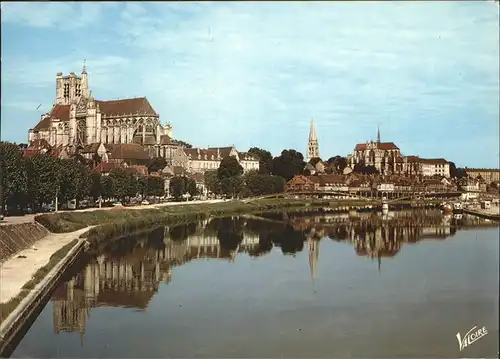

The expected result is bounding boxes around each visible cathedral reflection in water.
[51,211,498,341]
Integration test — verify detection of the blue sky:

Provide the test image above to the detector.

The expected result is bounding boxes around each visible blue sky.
[1,1,499,167]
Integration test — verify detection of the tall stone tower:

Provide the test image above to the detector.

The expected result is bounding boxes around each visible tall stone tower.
[306,118,320,162]
[55,61,90,105]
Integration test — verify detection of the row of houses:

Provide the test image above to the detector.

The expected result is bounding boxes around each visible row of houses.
[286,173,488,197]
[23,139,259,176]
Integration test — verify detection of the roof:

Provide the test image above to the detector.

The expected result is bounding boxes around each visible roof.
[184,148,223,161]
[419,158,449,165]
[405,155,420,162]
[96,97,157,117]
[238,152,258,161]
[318,174,345,185]
[286,175,314,187]
[208,146,234,158]
[159,135,177,146]
[32,105,71,131]
[81,143,103,154]
[354,142,400,151]
[127,165,149,176]
[465,168,500,172]
[94,162,123,173]
[109,144,150,160]
[28,138,52,150]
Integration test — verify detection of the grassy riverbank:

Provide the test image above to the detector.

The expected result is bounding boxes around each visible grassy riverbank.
[35,198,365,241]
[0,239,78,322]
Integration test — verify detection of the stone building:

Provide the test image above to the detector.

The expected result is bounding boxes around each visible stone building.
[347,128,403,175]
[181,146,259,174]
[306,119,320,162]
[28,64,173,155]
[464,168,500,184]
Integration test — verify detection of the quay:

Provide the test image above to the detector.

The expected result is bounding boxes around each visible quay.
[463,207,500,221]
[0,227,90,354]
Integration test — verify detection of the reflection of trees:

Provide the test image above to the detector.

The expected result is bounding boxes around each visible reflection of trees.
[169,222,198,242]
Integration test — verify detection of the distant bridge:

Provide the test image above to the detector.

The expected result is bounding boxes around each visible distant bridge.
[248,190,462,204]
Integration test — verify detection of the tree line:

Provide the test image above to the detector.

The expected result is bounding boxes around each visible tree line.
[0,142,164,214]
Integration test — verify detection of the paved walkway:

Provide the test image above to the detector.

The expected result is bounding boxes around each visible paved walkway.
[0,227,90,304]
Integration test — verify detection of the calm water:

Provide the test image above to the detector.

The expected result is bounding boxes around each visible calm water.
[8,210,500,358]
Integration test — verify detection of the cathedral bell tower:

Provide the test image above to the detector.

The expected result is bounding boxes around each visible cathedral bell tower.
[306,118,320,162]
[55,61,90,105]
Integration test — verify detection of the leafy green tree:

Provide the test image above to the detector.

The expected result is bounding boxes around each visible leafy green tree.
[186,178,198,197]
[26,153,60,208]
[309,157,322,166]
[450,162,466,179]
[101,175,114,201]
[353,163,379,174]
[217,156,244,180]
[244,170,285,196]
[248,147,273,174]
[147,157,167,173]
[90,171,103,201]
[0,142,28,211]
[170,176,187,200]
[138,176,149,198]
[176,140,193,148]
[204,170,220,195]
[57,159,91,204]
[110,168,138,202]
[220,176,245,198]
[327,155,348,174]
[147,176,165,197]
[271,149,306,181]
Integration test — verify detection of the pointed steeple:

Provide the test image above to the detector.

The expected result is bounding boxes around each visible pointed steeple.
[82,59,87,74]
[306,118,320,162]
[377,125,381,143]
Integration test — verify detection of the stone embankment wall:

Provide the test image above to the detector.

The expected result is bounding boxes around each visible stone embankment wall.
[0,223,49,262]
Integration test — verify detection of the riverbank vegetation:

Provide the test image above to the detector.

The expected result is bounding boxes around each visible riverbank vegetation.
[35,198,368,240]
[0,239,78,322]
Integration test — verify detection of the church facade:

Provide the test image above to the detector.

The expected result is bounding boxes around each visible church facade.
[28,64,173,154]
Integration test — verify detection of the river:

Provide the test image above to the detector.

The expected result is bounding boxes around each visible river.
[6,210,499,358]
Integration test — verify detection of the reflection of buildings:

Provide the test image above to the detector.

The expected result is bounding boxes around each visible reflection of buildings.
[52,228,260,340]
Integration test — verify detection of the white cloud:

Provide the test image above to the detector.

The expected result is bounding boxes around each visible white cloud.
[1,1,498,165]
[0,2,116,29]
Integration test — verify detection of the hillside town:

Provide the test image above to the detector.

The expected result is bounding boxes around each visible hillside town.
[1,67,499,216]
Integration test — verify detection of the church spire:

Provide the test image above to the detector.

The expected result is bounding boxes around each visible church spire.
[308,237,319,285]
[82,59,87,74]
[306,118,320,162]
[377,125,381,143]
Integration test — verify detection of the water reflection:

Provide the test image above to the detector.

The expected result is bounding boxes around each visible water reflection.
[49,210,498,344]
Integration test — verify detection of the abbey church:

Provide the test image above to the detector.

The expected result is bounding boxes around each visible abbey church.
[28,63,174,155]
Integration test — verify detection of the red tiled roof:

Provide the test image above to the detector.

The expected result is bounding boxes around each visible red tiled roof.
[318,174,345,185]
[94,162,124,173]
[28,138,52,150]
[109,144,150,160]
[405,155,420,162]
[354,142,399,151]
[96,97,157,117]
[184,148,232,161]
[32,105,71,131]
[23,149,42,158]
[419,158,449,165]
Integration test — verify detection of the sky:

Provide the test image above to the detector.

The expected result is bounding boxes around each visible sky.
[1,1,499,168]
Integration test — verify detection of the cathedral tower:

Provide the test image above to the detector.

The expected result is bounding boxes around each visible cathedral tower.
[55,61,89,105]
[306,118,319,162]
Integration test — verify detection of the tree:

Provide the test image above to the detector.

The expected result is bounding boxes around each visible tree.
[353,163,379,175]
[248,147,273,174]
[0,142,28,212]
[90,171,103,201]
[271,149,306,181]
[327,155,348,174]
[169,176,194,200]
[57,159,91,204]
[26,153,60,209]
[176,140,192,148]
[109,168,138,202]
[204,170,220,195]
[147,176,165,197]
[220,176,245,198]
[101,175,114,201]
[217,156,244,180]
[244,170,285,196]
[148,157,167,173]
[449,162,466,179]
[309,157,322,166]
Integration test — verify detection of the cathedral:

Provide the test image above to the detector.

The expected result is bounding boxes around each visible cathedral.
[28,63,173,154]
